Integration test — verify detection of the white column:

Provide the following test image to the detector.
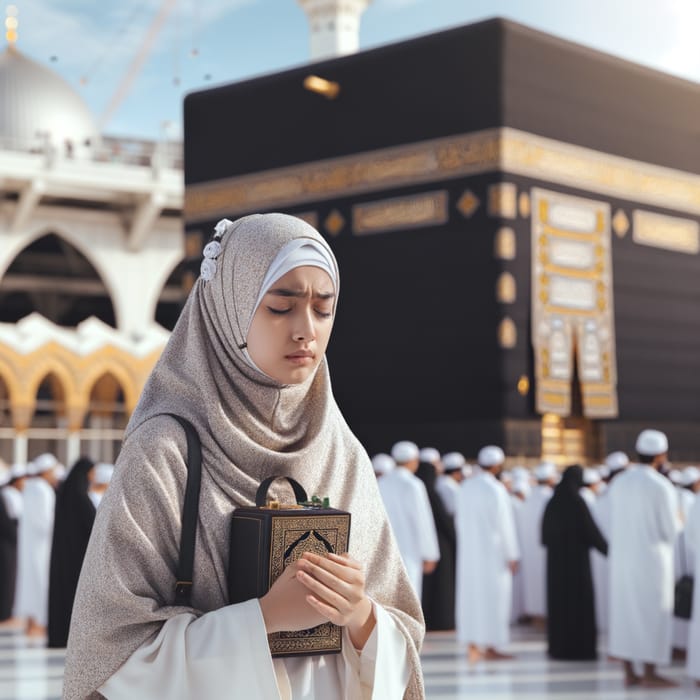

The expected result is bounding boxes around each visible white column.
[66,432,81,468]
[13,433,27,465]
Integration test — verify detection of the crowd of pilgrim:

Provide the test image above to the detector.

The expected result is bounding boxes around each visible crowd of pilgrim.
[0,454,113,647]
[373,428,700,689]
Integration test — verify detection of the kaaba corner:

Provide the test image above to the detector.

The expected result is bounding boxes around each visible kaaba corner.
[182,18,700,464]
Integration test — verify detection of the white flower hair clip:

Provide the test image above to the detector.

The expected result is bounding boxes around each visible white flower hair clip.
[200,218,234,282]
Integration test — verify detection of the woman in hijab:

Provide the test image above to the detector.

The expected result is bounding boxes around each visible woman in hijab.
[541,464,608,660]
[64,213,424,699]
[415,457,456,631]
[47,457,96,648]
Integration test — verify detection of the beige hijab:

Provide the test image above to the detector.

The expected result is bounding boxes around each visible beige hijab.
[64,213,425,699]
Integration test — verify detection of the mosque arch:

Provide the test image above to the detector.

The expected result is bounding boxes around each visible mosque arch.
[31,370,70,429]
[0,370,11,429]
[0,231,117,327]
[82,369,130,462]
[80,362,138,417]
[0,359,17,410]
[26,360,75,415]
[155,257,187,330]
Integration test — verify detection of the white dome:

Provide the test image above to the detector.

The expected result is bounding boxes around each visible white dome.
[0,47,99,151]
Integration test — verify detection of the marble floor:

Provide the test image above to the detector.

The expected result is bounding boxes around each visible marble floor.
[0,625,697,699]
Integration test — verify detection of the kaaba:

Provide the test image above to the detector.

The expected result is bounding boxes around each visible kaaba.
[183,18,700,464]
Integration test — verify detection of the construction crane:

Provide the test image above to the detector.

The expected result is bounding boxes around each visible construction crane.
[99,0,177,130]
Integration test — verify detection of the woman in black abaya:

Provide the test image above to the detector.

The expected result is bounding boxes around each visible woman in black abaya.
[541,464,607,660]
[416,459,456,630]
[48,457,96,648]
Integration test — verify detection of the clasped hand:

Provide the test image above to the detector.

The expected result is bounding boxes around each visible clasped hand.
[259,552,375,649]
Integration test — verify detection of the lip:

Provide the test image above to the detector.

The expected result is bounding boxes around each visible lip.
[285,351,315,364]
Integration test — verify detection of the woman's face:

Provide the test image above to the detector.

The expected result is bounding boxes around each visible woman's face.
[247,265,335,384]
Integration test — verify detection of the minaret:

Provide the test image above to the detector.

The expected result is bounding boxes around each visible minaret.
[298,0,372,60]
[5,5,19,47]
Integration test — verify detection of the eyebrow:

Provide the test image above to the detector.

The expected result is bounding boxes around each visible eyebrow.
[266,288,336,300]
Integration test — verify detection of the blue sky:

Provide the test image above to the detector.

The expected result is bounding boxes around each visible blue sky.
[7,0,700,141]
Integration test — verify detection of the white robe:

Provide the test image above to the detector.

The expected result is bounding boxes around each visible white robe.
[378,467,440,598]
[510,496,526,624]
[579,487,596,511]
[14,477,55,625]
[435,474,460,517]
[590,489,612,632]
[1,486,23,520]
[607,465,680,665]
[455,471,519,647]
[671,488,695,650]
[684,495,700,679]
[518,484,552,618]
[100,598,409,699]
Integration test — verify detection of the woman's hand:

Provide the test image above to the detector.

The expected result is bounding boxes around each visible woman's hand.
[295,552,376,650]
[259,559,329,633]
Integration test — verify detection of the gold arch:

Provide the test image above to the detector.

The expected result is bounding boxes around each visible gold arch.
[25,357,76,408]
[0,358,18,404]
[0,341,163,431]
[79,360,139,414]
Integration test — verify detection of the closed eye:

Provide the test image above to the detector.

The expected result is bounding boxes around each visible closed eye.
[267,306,291,315]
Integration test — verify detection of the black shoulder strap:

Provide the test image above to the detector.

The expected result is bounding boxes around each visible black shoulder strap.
[164,413,202,607]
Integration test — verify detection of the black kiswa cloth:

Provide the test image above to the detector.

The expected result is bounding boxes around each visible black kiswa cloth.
[229,475,351,657]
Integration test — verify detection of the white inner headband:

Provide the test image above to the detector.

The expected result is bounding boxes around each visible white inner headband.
[250,238,337,324]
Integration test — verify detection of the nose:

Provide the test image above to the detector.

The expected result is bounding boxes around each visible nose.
[293,306,316,342]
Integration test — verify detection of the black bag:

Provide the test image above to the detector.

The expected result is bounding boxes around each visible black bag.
[167,416,352,657]
[229,475,351,657]
[674,574,694,620]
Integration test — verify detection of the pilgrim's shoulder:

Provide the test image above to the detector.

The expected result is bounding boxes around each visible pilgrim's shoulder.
[116,415,190,485]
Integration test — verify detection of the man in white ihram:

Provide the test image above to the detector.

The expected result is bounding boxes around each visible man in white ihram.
[608,429,680,688]
[377,440,440,598]
[455,445,519,664]
[519,461,557,630]
[14,453,60,638]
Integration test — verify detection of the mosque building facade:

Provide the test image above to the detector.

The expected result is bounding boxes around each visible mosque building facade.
[0,44,184,468]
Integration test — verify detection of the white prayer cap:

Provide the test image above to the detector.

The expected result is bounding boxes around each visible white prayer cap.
[93,463,115,485]
[669,469,683,485]
[598,465,610,480]
[583,468,601,485]
[683,467,700,487]
[605,451,629,471]
[391,441,420,465]
[635,429,668,457]
[29,453,58,476]
[10,462,27,480]
[477,445,505,468]
[371,453,395,475]
[534,461,557,481]
[54,463,68,481]
[419,447,440,464]
[510,464,530,481]
[442,452,466,472]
